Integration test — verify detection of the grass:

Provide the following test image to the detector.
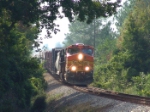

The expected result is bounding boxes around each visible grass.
[58,102,100,112]
[45,96,114,112]
[45,93,64,112]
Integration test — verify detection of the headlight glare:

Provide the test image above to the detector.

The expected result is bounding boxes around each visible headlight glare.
[78,53,83,60]
[85,66,90,71]
[71,66,77,71]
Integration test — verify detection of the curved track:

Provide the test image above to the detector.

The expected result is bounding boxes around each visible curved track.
[73,86,150,106]
[47,69,150,106]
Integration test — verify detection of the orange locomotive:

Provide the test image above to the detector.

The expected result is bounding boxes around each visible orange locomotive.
[46,43,94,85]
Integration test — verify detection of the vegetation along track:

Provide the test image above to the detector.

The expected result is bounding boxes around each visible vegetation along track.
[47,70,150,106]
[73,86,150,106]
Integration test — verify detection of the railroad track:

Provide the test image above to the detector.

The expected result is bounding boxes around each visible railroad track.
[47,70,150,106]
[73,85,150,106]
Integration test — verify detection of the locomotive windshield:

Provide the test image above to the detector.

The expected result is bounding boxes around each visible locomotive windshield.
[68,48,80,55]
[67,47,93,56]
[81,48,93,56]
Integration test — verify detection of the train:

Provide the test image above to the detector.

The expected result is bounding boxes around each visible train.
[44,43,94,85]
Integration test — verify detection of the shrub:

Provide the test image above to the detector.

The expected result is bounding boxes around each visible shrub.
[30,95,46,112]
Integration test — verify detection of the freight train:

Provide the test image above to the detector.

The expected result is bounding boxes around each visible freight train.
[44,43,94,85]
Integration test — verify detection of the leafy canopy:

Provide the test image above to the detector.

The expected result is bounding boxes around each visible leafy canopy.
[0,0,121,36]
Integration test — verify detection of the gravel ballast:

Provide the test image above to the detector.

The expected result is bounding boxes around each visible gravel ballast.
[44,72,150,112]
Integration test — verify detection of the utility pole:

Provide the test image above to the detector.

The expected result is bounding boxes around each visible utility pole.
[93,15,96,55]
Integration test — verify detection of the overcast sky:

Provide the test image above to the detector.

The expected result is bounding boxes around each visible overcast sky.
[39,16,70,50]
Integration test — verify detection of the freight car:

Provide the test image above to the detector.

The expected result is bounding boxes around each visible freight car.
[44,43,94,85]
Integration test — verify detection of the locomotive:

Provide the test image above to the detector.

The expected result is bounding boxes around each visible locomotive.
[44,43,94,85]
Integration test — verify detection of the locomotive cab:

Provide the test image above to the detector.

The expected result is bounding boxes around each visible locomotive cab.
[63,44,94,85]
[53,43,94,85]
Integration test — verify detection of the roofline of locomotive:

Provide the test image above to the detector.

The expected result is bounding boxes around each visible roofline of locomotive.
[51,44,94,52]
[67,44,94,49]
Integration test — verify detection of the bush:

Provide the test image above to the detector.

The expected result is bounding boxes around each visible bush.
[30,95,46,112]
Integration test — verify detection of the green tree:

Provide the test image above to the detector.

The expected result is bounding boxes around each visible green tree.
[95,22,117,63]
[114,0,135,35]
[0,20,45,111]
[0,0,120,36]
[63,17,102,46]
[63,16,117,63]
[119,0,150,74]
[94,0,150,96]
[0,0,121,111]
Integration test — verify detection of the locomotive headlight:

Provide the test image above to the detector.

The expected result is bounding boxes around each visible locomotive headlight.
[85,66,90,71]
[71,66,77,71]
[78,53,83,61]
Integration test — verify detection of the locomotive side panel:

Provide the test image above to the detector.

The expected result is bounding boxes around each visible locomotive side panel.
[44,51,52,70]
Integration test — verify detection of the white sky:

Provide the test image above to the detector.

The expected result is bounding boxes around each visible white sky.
[39,17,70,50]
[40,0,126,50]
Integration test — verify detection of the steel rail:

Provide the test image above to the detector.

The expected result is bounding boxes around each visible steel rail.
[47,70,150,106]
[73,86,150,106]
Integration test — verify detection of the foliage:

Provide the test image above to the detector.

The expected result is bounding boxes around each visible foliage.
[119,0,150,74]
[132,73,150,97]
[63,17,117,64]
[94,51,129,90]
[114,0,135,35]
[95,22,117,63]
[0,0,121,111]
[0,16,45,111]
[30,95,46,112]
[63,17,103,46]
[94,0,150,97]
[0,0,120,37]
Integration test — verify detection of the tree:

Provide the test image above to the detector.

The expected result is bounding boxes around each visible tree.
[95,22,117,63]
[63,17,102,46]
[0,0,121,36]
[0,19,45,111]
[119,0,150,73]
[93,0,150,96]
[114,0,135,35]
[0,0,121,111]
